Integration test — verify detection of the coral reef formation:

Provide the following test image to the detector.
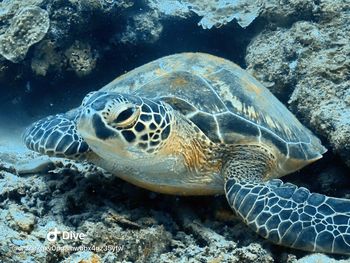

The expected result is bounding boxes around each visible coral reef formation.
[147,0,262,29]
[30,39,65,76]
[0,0,349,262]
[0,5,50,63]
[0,0,134,78]
[119,11,163,44]
[65,41,98,77]
[0,0,262,79]
[246,0,350,166]
[1,142,347,262]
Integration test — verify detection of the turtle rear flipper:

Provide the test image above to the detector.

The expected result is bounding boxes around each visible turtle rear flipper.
[23,109,89,159]
[224,146,350,255]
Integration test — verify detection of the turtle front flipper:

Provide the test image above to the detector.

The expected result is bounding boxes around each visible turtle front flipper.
[223,146,350,255]
[23,109,90,159]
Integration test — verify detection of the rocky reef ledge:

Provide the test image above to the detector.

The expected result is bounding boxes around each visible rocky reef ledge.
[0,139,349,262]
[0,0,349,262]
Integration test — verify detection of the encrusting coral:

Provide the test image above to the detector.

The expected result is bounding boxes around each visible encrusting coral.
[246,0,350,166]
[147,0,262,29]
[65,41,98,77]
[0,6,50,63]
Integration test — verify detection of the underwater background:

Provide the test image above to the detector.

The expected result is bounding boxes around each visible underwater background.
[0,0,349,262]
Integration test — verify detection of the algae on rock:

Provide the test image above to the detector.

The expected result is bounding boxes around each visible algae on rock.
[31,40,66,76]
[246,1,350,166]
[0,6,50,63]
[119,11,163,44]
[65,41,98,77]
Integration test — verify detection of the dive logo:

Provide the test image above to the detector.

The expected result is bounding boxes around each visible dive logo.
[46,228,86,242]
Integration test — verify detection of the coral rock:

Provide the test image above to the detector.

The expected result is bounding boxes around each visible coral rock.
[147,0,262,29]
[0,6,50,63]
[119,11,163,44]
[6,204,36,233]
[65,41,98,77]
[246,2,350,166]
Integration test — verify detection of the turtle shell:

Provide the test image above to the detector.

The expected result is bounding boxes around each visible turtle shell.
[101,53,326,163]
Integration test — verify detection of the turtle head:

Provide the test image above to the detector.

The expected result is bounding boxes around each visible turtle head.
[77,91,173,161]
[77,91,220,195]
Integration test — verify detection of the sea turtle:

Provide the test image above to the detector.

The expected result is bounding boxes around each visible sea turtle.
[23,53,350,255]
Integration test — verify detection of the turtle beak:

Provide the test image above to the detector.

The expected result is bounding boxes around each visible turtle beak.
[77,106,133,160]
[77,107,117,142]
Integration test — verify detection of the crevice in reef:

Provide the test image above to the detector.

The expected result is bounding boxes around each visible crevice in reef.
[0,0,349,262]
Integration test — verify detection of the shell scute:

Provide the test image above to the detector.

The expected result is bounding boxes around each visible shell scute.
[102,53,326,161]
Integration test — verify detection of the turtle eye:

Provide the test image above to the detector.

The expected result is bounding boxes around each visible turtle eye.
[113,106,140,128]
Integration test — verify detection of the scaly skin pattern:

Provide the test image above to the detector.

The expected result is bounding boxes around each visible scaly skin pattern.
[23,53,350,255]
[225,178,350,255]
[23,111,90,158]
